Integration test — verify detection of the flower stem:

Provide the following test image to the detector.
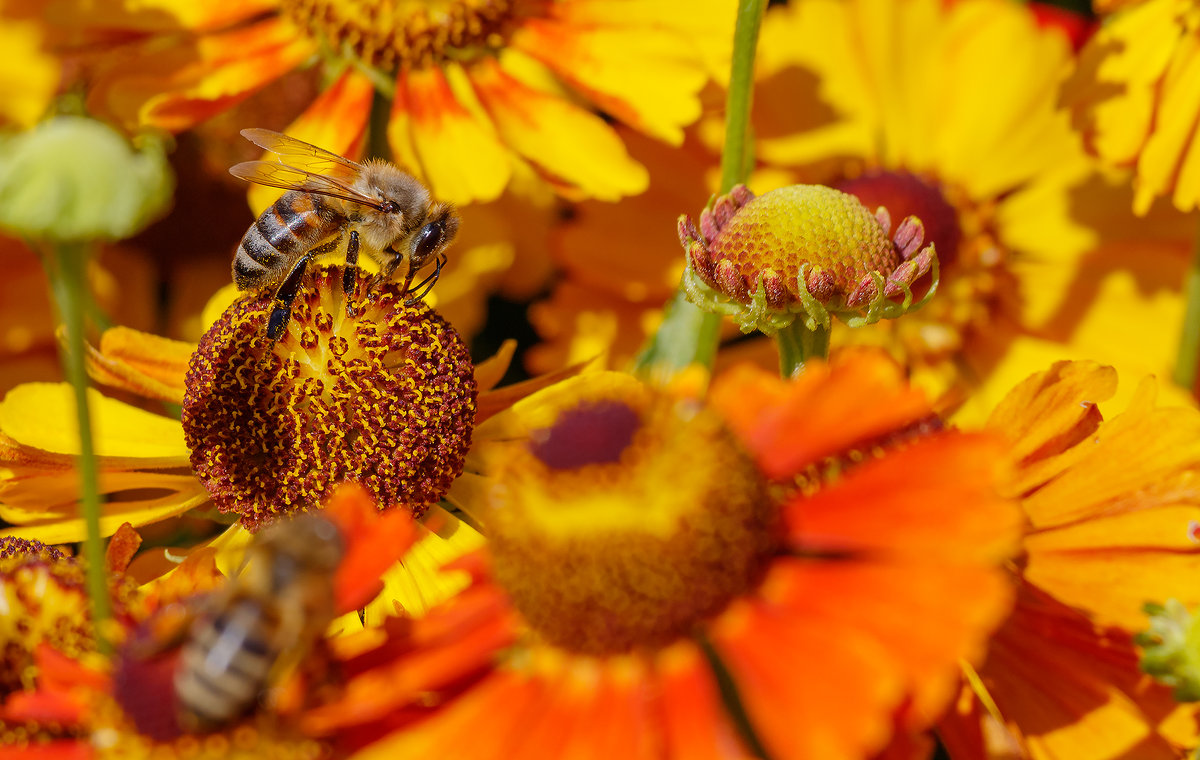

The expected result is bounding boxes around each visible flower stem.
[632,0,767,377]
[1174,214,1200,395]
[48,242,112,654]
[774,320,829,377]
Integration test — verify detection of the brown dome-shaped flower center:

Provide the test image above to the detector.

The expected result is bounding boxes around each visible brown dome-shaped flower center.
[280,0,524,70]
[485,373,781,655]
[183,266,477,530]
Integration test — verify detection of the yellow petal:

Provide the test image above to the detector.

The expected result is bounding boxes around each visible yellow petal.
[390,64,511,204]
[0,17,58,128]
[0,383,189,460]
[83,326,194,404]
[473,340,517,393]
[0,470,208,543]
[247,68,375,215]
[469,57,649,201]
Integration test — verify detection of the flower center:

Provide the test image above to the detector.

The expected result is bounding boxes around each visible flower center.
[182,266,477,531]
[280,0,526,70]
[485,373,781,655]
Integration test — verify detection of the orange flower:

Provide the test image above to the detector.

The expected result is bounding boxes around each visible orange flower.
[296,351,1021,759]
[938,361,1200,758]
[0,484,415,759]
[41,0,734,204]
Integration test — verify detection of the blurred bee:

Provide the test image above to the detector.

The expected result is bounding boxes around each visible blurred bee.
[229,128,460,340]
[173,513,344,732]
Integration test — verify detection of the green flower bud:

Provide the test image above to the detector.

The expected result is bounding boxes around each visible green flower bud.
[0,116,173,242]
[1137,599,1200,702]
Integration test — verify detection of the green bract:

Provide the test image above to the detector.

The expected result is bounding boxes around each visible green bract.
[0,116,173,242]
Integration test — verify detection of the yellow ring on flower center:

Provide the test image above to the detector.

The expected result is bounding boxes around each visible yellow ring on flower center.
[485,373,781,655]
[280,0,522,70]
[183,266,477,530]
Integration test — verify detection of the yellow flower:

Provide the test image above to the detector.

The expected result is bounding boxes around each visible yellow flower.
[531,0,1196,417]
[45,0,735,204]
[937,362,1200,758]
[0,7,59,128]
[1063,0,1200,214]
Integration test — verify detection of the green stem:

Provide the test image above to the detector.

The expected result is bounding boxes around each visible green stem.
[719,0,768,195]
[48,242,112,654]
[367,89,393,162]
[632,0,767,377]
[774,320,829,377]
[1174,213,1200,394]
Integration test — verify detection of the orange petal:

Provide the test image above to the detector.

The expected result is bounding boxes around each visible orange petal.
[956,585,1184,759]
[84,326,194,404]
[90,17,313,132]
[323,484,420,614]
[474,358,593,427]
[710,352,932,479]
[709,574,905,760]
[390,64,511,204]
[473,340,517,394]
[789,431,1022,563]
[468,57,649,202]
[104,522,142,573]
[247,68,375,215]
[657,641,751,760]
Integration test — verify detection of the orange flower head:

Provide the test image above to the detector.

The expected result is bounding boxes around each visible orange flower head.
[679,184,939,335]
[486,372,781,654]
[183,266,477,530]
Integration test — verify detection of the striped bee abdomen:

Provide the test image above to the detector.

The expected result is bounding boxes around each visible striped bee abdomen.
[175,597,277,731]
[233,190,342,290]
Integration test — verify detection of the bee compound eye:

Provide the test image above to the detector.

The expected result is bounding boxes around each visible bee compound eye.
[413,220,445,260]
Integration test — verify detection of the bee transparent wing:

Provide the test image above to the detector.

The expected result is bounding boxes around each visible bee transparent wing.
[229,160,384,209]
[239,128,363,183]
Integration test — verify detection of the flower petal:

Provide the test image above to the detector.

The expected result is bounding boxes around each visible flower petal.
[84,326,194,404]
[469,57,649,201]
[389,63,511,204]
[89,17,314,132]
[247,68,375,215]
[0,384,188,460]
[710,353,932,479]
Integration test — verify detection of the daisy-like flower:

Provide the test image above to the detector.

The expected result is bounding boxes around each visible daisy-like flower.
[531,0,1194,413]
[0,484,419,758]
[294,351,1022,759]
[1062,0,1200,214]
[938,361,1200,758]
[39,0,734,204]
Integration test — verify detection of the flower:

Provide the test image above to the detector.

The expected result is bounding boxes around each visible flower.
[45,0,735,204]
[529,0,1195,415]
[0,484,418,758]
[937,361,1200,758]
[1062,0,1200,213]
[679,183,937,334]
[300,351,1022,759]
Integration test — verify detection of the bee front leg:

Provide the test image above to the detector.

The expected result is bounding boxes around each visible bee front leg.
[267,253,313,341]
[343,230,360,299]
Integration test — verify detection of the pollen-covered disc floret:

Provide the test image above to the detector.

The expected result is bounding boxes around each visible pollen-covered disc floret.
[485,372,781,655]
[183,266,477,530]
[679,184,939,334]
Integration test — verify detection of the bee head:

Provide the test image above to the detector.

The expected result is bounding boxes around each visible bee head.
[410,204,459,267]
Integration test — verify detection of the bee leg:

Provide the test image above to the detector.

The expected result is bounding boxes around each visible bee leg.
[267,253,313,341]
[343,230,360,316]
[405,253,446,306]
[343,230,360,298]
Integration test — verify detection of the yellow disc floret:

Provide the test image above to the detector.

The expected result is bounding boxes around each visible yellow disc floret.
[484,372,781,655]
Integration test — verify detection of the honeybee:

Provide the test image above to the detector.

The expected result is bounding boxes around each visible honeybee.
[229,128,460,340]
[173,513,344,732]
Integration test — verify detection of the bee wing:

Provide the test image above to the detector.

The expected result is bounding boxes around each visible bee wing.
[229,160,385,209]
[239,128,363,182]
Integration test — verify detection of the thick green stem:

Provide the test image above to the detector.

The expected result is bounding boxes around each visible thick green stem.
[49,242,112,653]
[774,320,830,377]
[633,0,767,376]
[1174,214,1200,394]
